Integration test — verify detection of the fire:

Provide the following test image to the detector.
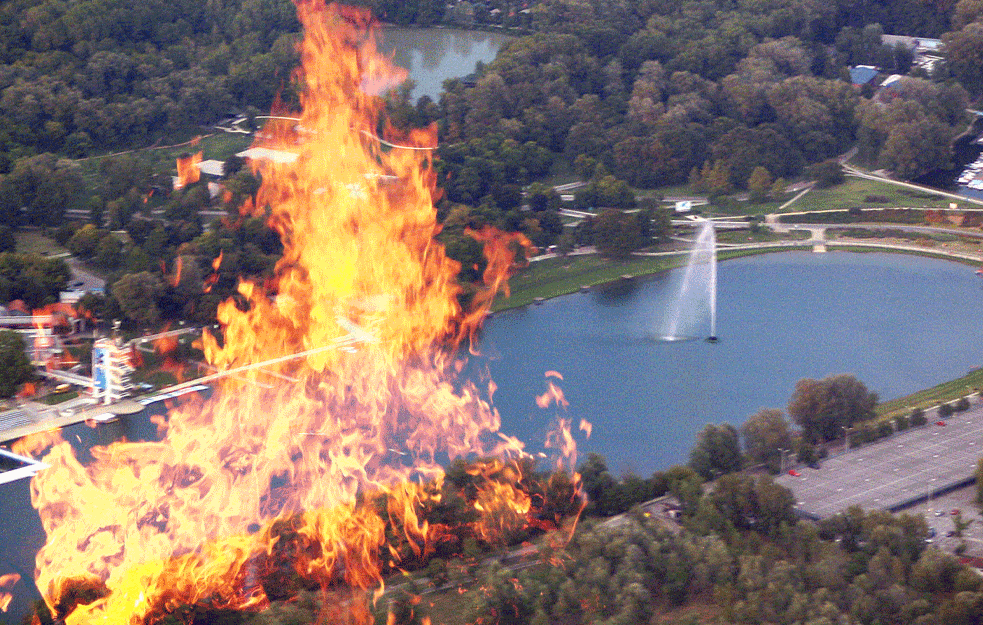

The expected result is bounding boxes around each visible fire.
[168,257,183,288]
[27,3,583,624]
[0,573,20,612]
[203,251,223,293]
[175,152,202,189]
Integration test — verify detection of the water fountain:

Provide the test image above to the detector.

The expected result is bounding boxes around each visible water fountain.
[657,219,718,342]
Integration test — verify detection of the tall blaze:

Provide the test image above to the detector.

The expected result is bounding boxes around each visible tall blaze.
[175,152,202,189]
[27,2,576,624]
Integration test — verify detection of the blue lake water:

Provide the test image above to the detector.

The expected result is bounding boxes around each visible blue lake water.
[3,250,983,622]
[482,251,983,475]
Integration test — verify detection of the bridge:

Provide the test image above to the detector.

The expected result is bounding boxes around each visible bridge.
[0,315,58,328]
[38,369,95,388]
[129,326,199,353]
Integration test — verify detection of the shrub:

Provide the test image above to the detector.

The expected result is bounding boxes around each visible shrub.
[911,407,927,426]
[895,414,910,431]
[863,194,889,203]
[877,422,893,439]
[938,403,954,418]
[954,396,971,412]
[798,441,818,465]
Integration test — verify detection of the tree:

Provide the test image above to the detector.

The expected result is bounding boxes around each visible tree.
[746,166,773,203]
[807,160,844,188]
[953,0,983,29]
[944,23,983,97]
[689,423,742,480]
[741,409,793,473]
[788,374,878,443]
[111,272,165,329]
[0,226,15,253]
[709,473,795,535]
[975,457,983,506]
[593,208,641,260]
[0,330,33,397]
[525,182,561,212]
[0,154,85,227]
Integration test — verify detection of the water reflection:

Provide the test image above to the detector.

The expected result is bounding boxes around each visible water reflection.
[376,28,511,100]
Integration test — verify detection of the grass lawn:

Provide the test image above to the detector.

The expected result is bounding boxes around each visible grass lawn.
[75,132,254,194]
[39,390,79,405]
[783,178,952,213]
[495,253,681,310]
[15,229,68,256]
[717,228,810,244]
[876,368,983,421]
[495,246,797,311]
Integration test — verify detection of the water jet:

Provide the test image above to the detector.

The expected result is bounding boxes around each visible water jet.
[657,219,718,341]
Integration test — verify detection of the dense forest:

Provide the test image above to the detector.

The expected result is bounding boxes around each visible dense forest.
[0,0,978,327]
[2,0,979,336]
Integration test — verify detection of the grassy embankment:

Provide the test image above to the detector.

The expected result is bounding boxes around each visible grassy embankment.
[494,246,800,311]
[876,368,983,421]
[785,177,953,212]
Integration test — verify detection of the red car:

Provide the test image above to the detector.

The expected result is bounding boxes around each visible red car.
[788,469,801,477]
[936,420,947,426]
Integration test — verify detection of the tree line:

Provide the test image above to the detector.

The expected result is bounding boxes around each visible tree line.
[4,0,983,332]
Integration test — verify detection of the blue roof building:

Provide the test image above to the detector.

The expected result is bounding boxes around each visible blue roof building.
[849,65,880,86]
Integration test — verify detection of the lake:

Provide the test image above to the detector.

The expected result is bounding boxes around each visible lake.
[3,250,983,622]
[376,27,511,101]
[481,251,983,475]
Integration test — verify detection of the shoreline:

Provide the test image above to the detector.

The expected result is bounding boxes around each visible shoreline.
[493,239,983,313]
[491,241,983,419]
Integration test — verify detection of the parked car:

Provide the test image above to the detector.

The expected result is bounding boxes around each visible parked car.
[936,420,947,426]
[788,469,801,477]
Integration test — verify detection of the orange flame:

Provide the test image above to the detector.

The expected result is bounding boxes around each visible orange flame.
[169,257,183,288]
[28,4,584,624]
[0,573,20,612]
[204,251,223,293]
[176,151,202,189]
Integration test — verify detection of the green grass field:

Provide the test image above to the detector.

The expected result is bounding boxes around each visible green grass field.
[495,246,801,311]
[74,132,255,194]
[14,229,68,256]
[783,177,952,213]
[876,368,983,420]
[495,253,680,310]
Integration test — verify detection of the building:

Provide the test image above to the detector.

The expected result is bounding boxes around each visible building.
[92,338,135,405]
[849,65,880,87]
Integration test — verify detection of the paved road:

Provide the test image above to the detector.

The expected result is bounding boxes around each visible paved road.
[65,257,106,293]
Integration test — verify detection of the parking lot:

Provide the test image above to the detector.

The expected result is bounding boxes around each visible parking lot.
[906,487,983,556]
[776,403,983,520]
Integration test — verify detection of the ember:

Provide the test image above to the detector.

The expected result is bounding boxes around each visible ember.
[26,3,585,624]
